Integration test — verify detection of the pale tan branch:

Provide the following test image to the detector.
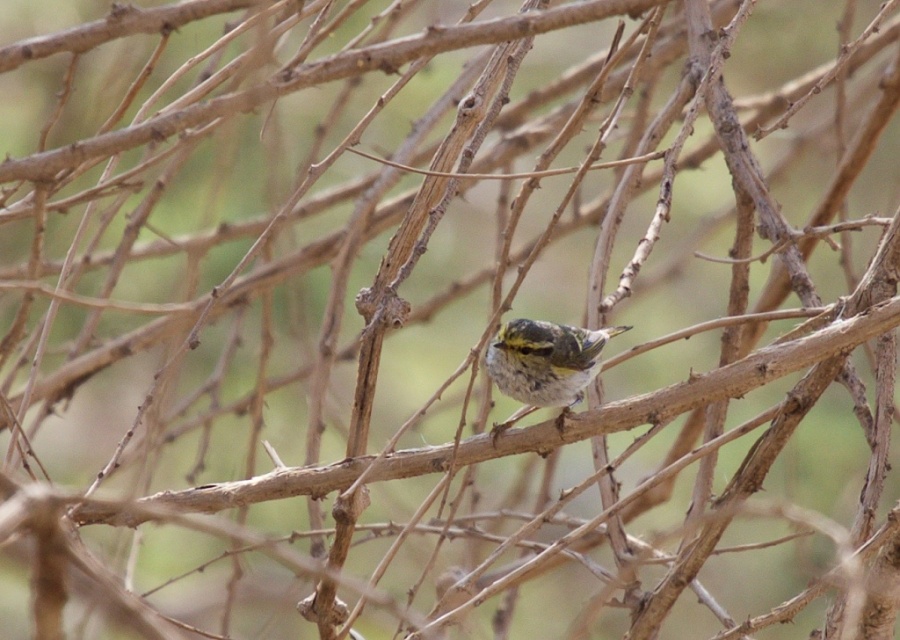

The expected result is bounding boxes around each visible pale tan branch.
[73,294,900,527]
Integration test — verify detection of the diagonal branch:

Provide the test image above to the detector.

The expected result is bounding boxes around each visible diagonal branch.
[71,293,900,528]
[0,0,665,183]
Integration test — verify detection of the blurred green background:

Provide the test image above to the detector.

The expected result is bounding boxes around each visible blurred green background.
[1,0,898,638]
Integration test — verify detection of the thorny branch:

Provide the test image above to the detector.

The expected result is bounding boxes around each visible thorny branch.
[0,1,899,639]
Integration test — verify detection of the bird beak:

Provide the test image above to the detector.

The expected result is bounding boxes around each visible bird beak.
[606,326,632,338]
[492,340,507,350]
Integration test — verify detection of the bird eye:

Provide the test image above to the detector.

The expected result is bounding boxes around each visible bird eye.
[518,346,533,355]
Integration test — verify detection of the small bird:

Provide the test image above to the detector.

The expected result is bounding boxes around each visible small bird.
[485,319,631,438]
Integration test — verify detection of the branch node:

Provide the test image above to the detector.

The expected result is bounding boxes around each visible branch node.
[333,485,370,524]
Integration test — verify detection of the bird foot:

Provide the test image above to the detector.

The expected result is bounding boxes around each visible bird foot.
[490,421,512,447]
[490,405,539,446]
[555,406,573,436]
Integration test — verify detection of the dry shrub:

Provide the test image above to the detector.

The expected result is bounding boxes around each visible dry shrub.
[1,1,900,639]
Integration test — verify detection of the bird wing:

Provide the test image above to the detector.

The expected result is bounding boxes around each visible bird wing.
[551,328,606,371]
[577,330,609,366]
